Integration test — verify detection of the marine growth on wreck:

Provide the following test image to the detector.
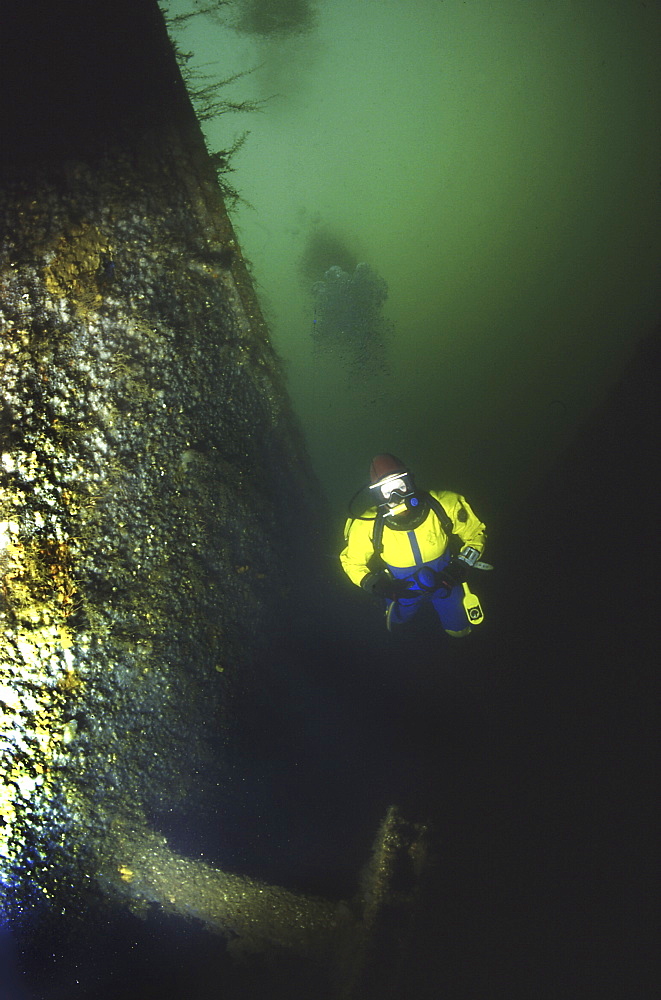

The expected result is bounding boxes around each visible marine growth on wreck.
[0,0,334,965]
[0,6,426,996]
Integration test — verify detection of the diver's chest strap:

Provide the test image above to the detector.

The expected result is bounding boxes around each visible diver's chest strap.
[407,531,424,568]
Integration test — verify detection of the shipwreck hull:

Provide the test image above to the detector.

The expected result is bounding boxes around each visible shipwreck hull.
[0,7,429,997]
[0,0,340,968]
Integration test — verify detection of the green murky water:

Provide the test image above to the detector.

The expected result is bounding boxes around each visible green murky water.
[170,0,659,513]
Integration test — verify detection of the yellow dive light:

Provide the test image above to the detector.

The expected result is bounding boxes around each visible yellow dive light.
[461,582,484,625]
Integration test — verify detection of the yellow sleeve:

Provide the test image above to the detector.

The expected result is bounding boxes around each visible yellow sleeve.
[339,515,378,587]
[434,491,487,557]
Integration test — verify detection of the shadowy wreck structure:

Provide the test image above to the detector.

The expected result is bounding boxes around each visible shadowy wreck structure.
[0,2,422,996]
[312,262,392,375]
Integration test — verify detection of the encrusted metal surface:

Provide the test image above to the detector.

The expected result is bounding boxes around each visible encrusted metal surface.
[0,118,313,935]
[0,6,426,992]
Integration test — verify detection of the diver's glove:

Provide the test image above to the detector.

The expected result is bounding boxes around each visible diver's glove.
[361,570,414,600]
[389,578,417,599]
[437,547,482,590]
[436,558,468,591]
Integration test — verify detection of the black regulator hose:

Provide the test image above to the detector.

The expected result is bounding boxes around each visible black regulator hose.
[347,482,377,521]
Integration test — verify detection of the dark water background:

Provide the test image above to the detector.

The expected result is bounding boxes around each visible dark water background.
[10,332,658,1000]
[3,0,658,996]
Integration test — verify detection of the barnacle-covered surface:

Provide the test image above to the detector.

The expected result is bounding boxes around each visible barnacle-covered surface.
[0,5,427,995]
[0,133,308,916]
[0,89,320,962]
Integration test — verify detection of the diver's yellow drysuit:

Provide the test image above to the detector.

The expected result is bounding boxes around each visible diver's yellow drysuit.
[340,490,487,634]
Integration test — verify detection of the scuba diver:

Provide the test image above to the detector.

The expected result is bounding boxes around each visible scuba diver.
[340,454,490,636]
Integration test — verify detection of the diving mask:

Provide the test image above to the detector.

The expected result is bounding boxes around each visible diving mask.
[369,471,420,518]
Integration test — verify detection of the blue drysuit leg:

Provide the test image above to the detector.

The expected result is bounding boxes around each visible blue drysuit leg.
[430,585,470,633]
[385,550,471,632]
